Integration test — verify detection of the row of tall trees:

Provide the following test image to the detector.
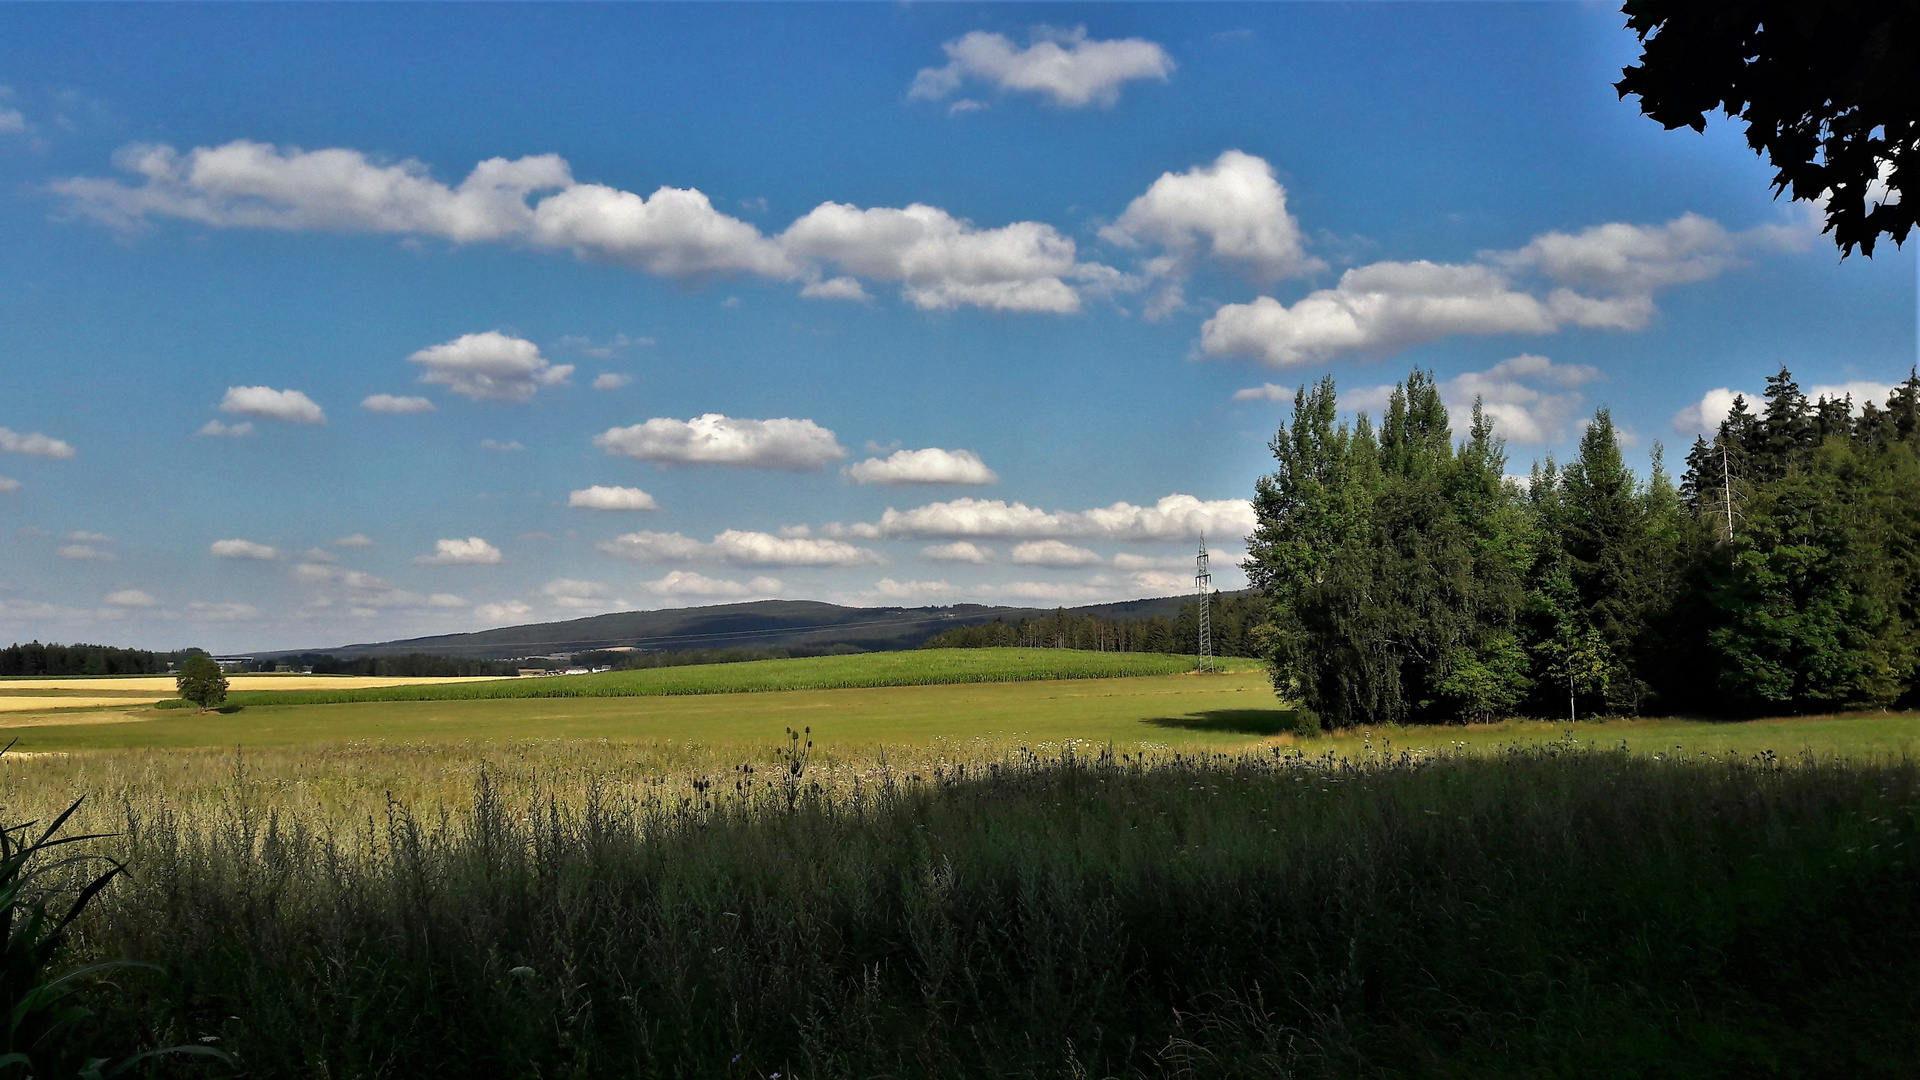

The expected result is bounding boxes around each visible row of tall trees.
[1247,367,1920,726]
[920,595,1263,658]
[0,641,172,676]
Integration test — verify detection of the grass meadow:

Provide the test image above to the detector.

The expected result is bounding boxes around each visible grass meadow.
[0,649,1915,1077]
[150,649,1252,709]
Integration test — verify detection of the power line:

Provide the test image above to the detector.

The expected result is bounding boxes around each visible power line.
[1195,534,1213,673]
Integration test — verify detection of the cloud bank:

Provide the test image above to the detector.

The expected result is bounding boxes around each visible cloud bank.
[55,139,1124,314]
[836,493,1255,543]
[1201,214,1803,366]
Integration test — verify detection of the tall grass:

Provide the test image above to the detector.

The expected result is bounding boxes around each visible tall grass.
[153,648,1242,710]
[19,740,1917,1078]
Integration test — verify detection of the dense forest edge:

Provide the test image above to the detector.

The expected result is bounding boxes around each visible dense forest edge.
[1247,365,1920,728]
[0,641,176,676]
[920,593,1262,657]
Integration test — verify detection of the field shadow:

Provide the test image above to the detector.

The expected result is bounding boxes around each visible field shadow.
[1143,708,1310,737]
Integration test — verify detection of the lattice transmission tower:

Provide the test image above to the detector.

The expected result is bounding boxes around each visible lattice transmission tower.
[1195,534,1213,673]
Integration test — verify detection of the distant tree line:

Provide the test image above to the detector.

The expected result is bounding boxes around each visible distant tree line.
[576,644,866,671]
[919,596,1262,658]
[0,641,173,676]
[248,653,523,677]
[1248,366,1920,727]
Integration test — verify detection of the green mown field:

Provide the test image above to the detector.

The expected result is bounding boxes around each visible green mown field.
[1,646,1916,761]
[153,648,1253,709]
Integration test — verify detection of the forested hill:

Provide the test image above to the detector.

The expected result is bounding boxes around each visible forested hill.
[274,594,1232,661]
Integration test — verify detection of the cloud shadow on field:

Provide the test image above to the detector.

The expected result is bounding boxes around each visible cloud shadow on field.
[1142,708,1309,737]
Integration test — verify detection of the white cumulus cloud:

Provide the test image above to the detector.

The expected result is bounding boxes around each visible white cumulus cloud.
[991,580,1116,604]
[1102,150,1322,315]
[1232,383,1295,403]
[475,600,533,625]
[1202,213,1798,366]
[798,276,869,301]
[644,571,782,599]
[51,140,571,240]
[858,492,1255,543]
[865,578,964,603]
[0,428,76,458]
[591,373,632,391]
[568,485,660,511]
[595,530,710,562]
[187,601,259,621]
[362,393,436,414]
[1126,570,1193,594]
[197,419,255,437]
[334,533,375,548]
[541,578,620,611]
[910,26,1174,108]
[105,589,157,607]
[210,538,280,560]
[1201,261,1558,367]
[1406,354,1600,445]
[0,477,18,493]
[1446,354,1598,444]
[414,537,503,565]
[531,182,797,279]
[289,561,463,610]
[220,385,326,424]
[780,201,1104,313]
[708,530,882,568]
[921,541,994,564]
[1010,539,1104,567]
[409,332,572,403]
[594,414,845,470]
[848,447,997,486]
[1500,213,1747,296]
[57,544,115,562]
[54,139,1131,315]
[597,528,879,568]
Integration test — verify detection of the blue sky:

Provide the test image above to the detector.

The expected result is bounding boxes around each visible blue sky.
[0,3,1912,653]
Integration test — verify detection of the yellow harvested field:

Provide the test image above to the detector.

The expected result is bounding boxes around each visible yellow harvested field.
[0,704,159,725]
[0,675,509,697]
[0,697,167,714]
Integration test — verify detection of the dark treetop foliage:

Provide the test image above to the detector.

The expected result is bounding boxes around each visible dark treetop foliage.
[1247,366,1920,726]
[1615,0,1917,256]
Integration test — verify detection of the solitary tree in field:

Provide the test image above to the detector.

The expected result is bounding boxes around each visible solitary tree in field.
[176,653,228,712]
